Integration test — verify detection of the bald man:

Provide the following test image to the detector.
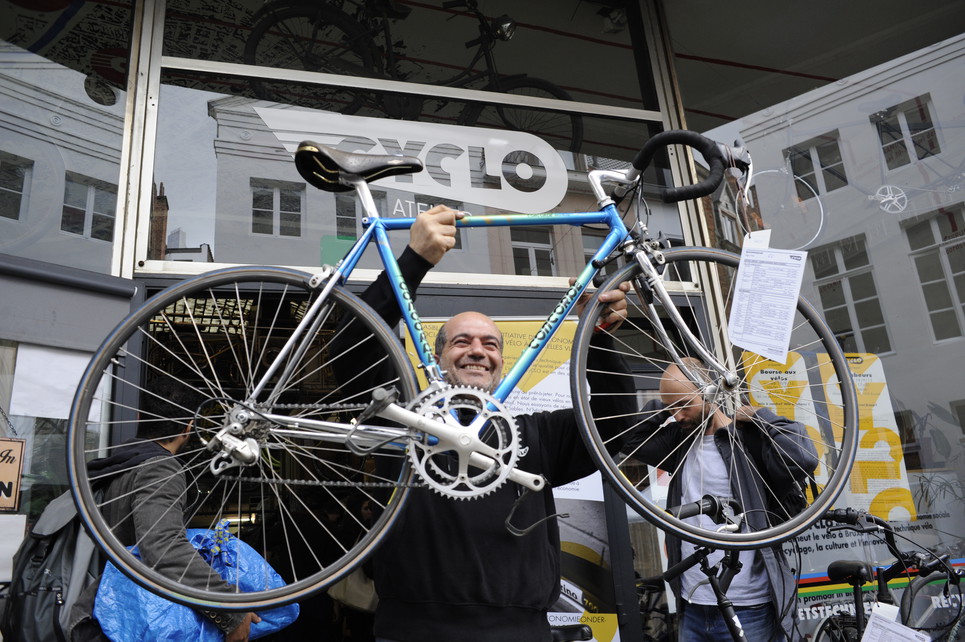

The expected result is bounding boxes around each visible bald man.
[627,358,818,641]
[331,206,634,642]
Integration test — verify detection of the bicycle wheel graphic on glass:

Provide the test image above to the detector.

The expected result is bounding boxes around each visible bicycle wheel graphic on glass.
[572,247,858,550]
[68,267,420,609]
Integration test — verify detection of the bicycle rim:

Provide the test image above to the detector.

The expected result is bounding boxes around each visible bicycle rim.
[572,249,858,549]
[244,3,376,113]
[814,615,858,642]
[459,77,584,153]
[68,267,418,608]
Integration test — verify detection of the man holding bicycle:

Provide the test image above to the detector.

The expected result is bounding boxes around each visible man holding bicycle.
[625,358,818,641]
[332,205,634,642]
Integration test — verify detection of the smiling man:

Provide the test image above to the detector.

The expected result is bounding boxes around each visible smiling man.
[328,205,635,642]
[434,311,504,391]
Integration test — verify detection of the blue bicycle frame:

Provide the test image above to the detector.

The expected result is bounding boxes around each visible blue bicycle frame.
[328,204,631,405]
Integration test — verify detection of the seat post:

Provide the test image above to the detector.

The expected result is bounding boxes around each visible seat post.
[345,177,381,220]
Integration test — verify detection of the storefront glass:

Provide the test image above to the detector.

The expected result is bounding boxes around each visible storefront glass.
[0,1,131,274]
[673,25,965,638]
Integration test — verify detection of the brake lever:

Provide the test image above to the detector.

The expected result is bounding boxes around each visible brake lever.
[716,140,753,203]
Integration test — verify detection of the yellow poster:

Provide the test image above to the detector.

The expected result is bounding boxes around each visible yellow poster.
[743,350,914,520]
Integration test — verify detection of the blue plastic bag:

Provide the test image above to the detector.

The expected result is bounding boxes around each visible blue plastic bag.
[94,522,299,641]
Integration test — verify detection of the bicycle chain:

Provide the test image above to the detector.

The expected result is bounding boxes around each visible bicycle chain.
[219,475,426,488]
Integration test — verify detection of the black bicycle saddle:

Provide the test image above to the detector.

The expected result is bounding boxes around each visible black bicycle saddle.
[295,141,423,193]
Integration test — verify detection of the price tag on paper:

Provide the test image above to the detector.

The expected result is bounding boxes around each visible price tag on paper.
[728,231,807,365]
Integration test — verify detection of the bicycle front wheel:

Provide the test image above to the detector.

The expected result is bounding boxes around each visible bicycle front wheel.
[572,249,858,549]
[68,267,419,609]
[459,77,584,153]
[244,1,376,113]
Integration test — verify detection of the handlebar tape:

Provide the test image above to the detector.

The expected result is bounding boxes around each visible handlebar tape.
[632,130,726,203]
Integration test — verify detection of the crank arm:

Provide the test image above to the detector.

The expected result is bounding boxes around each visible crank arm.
[376,402,546,492]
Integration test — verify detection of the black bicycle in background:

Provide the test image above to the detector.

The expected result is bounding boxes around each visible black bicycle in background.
[244,0,584,151]
[814,508,964,641]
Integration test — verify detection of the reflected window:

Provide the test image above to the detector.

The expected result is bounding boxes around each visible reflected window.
[250,179,303,237]
[335,193,357,240]
[1,153,32,221]
[512,226,554,276]
[810,235,891,354]
[61,173,116,242]
[783,132,848,198]
[904,207,965,341]
[872,95,942,170]
[714,182,742,249]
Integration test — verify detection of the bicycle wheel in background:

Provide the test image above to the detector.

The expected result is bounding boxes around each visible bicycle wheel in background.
[813,615,858,642]
[571,248,858,549]
[458,77,584,153]
[244,2,377,113]
[901,572,964,639]
[68,267,418,609]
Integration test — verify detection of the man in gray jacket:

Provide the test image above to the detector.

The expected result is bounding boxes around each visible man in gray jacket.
[625,357,818,641]
[72,386,260,641]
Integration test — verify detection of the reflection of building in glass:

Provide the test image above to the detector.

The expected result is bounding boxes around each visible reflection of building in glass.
[731,34,965,540]
[207,97,684,275]
[0,47,124,273]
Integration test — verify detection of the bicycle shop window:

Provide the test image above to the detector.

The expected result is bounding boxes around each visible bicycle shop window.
[809,234,892,354]
[782,132,848,199]
[61,173,117,242]
[871,95,942,171]
[250,179,304,237]
[0,152,33,222]
[903,206,965,341]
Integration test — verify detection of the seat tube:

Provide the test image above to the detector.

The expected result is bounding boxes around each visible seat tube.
[371,222,443,383]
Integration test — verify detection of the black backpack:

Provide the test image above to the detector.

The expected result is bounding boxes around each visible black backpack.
[2,490,102,642]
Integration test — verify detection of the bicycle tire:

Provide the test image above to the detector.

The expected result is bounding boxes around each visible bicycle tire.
[813,615,859,641]
[571,248,858,549]
[458,76,584,153]
[901,572,964,637]
[68,266,419,609]
[244,1,377,113]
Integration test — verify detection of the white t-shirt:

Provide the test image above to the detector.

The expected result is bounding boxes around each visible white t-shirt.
[679,434,771,606]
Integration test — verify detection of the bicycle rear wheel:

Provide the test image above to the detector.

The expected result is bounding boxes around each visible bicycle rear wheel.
[244,1,377,113]
[458,77,584,153]
[572,248,858,549]
[68,267,418,609]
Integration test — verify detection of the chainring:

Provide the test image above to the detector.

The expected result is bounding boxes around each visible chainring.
[408,385,520,500]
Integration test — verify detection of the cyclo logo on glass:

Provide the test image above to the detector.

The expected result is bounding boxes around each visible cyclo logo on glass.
[255,107,569,213]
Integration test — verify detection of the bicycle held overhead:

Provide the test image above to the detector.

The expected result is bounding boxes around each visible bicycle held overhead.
[67,128,858,610]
